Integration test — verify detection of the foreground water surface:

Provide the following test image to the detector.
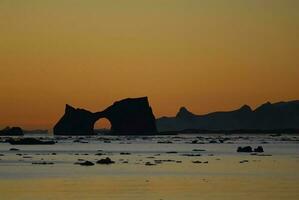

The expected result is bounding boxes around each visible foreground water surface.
[0,134,298,200]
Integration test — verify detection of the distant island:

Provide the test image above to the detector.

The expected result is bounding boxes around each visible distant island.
[0,127,23,136]
[54,97,157,135]
[156,100,299,133]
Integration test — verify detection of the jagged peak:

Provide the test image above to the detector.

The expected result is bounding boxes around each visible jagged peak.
[176,107,196,118]
[262,101,272,106]
[239,104,252,112]
[254,101,273,112]
[65,104,75,112]
[113,96,148,105]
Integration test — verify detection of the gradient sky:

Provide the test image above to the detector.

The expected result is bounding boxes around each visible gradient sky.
[0,0,298,129]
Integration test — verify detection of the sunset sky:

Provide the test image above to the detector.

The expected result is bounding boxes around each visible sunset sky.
[0,0,298,129]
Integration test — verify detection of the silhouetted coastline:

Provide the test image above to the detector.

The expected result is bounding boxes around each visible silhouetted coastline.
[157,100,299,132]
[0,127,23,136]
[1,99,299,136]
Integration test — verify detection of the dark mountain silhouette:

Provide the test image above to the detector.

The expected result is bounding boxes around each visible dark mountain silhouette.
[0,127,23,136]
[54,97,157,135]
[156,100,299,132]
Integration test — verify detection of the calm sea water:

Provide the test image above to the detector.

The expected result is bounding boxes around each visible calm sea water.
[0,134,298,178]
[0,134,298,200]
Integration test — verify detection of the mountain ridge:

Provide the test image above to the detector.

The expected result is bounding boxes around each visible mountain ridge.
[156,100,299,132]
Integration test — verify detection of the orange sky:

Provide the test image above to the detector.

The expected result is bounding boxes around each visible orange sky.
[0,0,298,129]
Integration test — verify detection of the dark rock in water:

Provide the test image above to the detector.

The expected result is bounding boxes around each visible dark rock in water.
[120,152,131,155]
[145,162,156,166]
[166,151,178,154]
[157,141,172,144]
[254,146,264,153]
[54,97,157,135]
[154,159,177,163]
[32,161,54,165]
[23,156,33,158]
[75,161,94,166]
[73,139,88,143]
[181,153,202,157]
[191,140,198,144]
[239,160,249,164]
[0,127,23,136]
[96,157,115,164]
[237,146,253,153]
[192,161,202,164]
[192,149,206,152]
[7,138,55,145]
[147,156,155,159]
[9,148,19,151]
